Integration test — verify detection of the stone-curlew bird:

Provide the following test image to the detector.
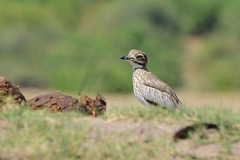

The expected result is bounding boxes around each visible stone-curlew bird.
[120,49,183,109]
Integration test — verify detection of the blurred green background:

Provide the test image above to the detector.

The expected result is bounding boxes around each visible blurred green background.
[0,0,240,93]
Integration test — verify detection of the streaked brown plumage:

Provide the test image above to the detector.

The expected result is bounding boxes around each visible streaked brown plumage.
[120,49,183,109]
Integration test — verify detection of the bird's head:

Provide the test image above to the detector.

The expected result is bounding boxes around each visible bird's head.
[120,49,148,69]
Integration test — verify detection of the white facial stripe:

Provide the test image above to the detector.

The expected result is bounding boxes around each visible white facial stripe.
[129,60,144,70]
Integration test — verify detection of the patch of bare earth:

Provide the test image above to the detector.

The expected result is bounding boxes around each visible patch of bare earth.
[0,120,11,136]
[89,118,179,142]
[176,141,220,159]
[232,141,240,158]
[21,88,240,109]
[86,119,225,159]
[105,91,240,109]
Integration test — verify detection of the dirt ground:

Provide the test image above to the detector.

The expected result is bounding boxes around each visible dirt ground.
[105,91,240,110]
[21,88,240,109]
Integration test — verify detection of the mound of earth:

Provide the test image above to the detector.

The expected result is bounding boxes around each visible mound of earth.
[0,76,26,106]
[27,92,106,116]
[0,76,106,116]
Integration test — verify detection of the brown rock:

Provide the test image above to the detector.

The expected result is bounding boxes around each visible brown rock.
[0,76,26,105]
[27,92,106,116]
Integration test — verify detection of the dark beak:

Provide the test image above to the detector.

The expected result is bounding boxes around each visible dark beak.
[120,55,129,60]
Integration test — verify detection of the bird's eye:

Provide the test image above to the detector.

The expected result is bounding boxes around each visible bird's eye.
[136,54,144,60]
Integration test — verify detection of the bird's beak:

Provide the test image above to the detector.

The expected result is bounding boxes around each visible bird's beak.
[120,55,130,60]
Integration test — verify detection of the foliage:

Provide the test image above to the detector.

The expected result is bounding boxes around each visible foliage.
[0,0,239,92]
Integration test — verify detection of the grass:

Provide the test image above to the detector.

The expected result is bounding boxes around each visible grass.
[0,100,240,160]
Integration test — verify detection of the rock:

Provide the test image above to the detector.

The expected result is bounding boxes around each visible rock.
[0,76,26,106]
[27,92,106,116]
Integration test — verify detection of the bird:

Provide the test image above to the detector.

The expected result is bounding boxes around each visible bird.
[120,49,183,109]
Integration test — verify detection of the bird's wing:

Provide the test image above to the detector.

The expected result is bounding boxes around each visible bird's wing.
[139,71,183,108]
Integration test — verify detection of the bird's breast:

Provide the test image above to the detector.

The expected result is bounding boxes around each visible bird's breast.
[132,71,144,100]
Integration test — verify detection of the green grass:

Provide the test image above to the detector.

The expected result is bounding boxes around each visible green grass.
[0,100,240,160]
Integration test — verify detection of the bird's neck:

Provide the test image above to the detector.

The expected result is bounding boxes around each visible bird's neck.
[133,65,148,72]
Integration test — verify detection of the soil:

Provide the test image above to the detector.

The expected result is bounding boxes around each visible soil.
[88,118,179,141]
[86,118,228,159]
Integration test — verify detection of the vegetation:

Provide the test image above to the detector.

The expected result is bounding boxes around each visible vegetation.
[0,100,240,159]
[0,0,240,92]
